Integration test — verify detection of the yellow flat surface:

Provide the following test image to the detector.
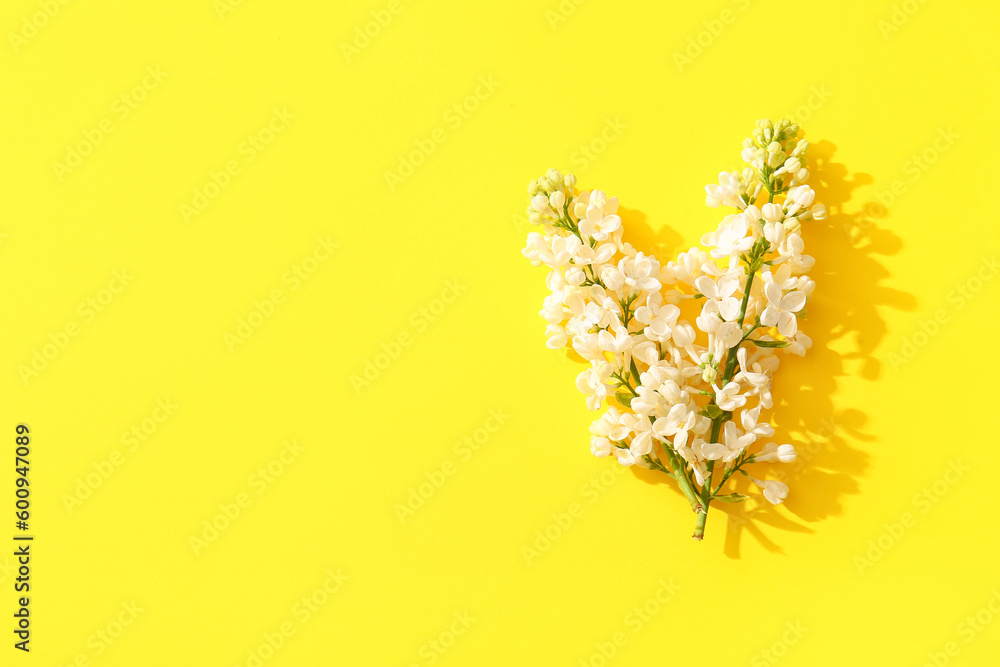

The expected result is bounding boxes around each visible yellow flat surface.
[1,0,998,665]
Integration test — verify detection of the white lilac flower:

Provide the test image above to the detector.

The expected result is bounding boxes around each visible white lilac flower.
[544,324,567,349]
[705,171,748,209]
[701,421,756,462]
[652,403,697,443]
[579,204,622,242]
[696,299,723,334]
[571,333,603,362]
[591,436,613,458]
[762,202,784,223]
[695,274,740,315]
[761,282,807,337]
[629,418,655,457]
[520,119,820,537]
[735,347,770,389]
[786,331,813,357]
[598,326,633,354]
[619,253,662,293]
[714,380,745,411]
[630,340,662,367]
[751,477,789,505]
[740,405,774,438]
[614,448,639,466]
[576,363,613,411]
[575,241,617,266]
[715,322,743,355]
[564,266,586,286]
[634,293,680,342]
[631,385,669,418]
[754,442,797,463]
[538,234,582,268]
[707,213,754,259]
[590,407,633,443]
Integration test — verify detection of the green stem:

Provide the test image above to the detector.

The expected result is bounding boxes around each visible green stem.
[712,454,750,497]
[644,454,675,479]
[693,507,708,540]
[692,265,758,540]
[662,444,703,514]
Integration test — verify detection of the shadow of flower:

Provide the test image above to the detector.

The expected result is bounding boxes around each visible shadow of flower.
[717,140,916,557]
[618,205,684,262]
[626,140,915,555]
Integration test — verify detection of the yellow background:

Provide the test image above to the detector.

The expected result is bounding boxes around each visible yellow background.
[2,0,999,665]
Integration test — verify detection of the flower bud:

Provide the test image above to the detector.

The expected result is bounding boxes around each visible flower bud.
[792,185,815,207]
[590,437,612,458]
[672,323,696,347]
[776,444,797,462]
[565,266,585,286]
[762,203,783,223]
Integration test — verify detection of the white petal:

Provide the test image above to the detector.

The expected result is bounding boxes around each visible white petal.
[761,305,779,327]
[719,297,741,322]
[695,275,718,298]
[764,281,783,306]
[780,290,807,313]
[778,311,797,337]
[701,442,728,460]
[630,430,653,456]
[717,322,742,349]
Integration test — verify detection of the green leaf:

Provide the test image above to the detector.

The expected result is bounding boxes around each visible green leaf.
[699,405,725,420]
[714,493,750,503]
[629,356,641,383]
[615,391,634,407]
[748,338,790,348]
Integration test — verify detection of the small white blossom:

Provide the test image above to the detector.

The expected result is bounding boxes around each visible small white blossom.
[576,363,613,411]
[635,293,680,342]
[544,324,567,349]
[754,442,797,463]
[591,436,613,458]
[579,204,621,242]
[701,421,756,462]
[751,477,789,505]
[714,381,747,411]
[761,281,807,337]
[740,405,774,437]
[598,326,633,354]
[708,213,754,259]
